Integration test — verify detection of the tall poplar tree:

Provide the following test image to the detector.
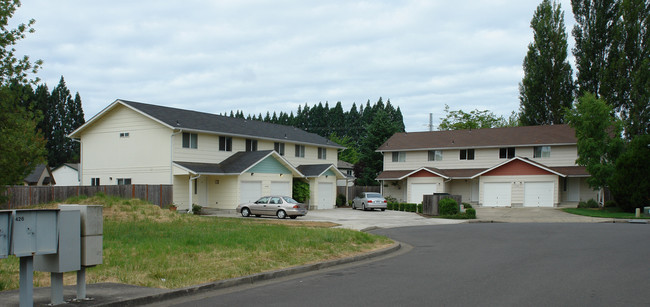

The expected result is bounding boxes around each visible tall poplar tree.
[571,0,620,98]
[519,0,575,125]
[605,0,649,137]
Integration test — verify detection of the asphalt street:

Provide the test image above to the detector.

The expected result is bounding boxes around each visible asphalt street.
[153,223,650,307]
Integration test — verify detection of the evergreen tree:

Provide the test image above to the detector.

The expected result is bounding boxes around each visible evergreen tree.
[356,109,402,186]
[47,76,83,167]
[519,0,574,125]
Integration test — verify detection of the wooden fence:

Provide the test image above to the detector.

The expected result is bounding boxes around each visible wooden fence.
[336,186,381,199]
[1,184,173,209]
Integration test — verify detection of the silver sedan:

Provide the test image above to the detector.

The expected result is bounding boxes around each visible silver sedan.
[237,196,308,219]
[352,192,387,211]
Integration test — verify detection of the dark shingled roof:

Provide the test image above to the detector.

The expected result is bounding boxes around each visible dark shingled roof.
[120,100,342,148]
[175,150,282,174]
[297,164,334,177]
[378,124,577,151]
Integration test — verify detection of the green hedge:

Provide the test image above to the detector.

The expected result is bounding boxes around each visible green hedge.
[439,198,459,215]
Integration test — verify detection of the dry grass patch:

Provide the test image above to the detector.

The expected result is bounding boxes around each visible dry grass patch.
[0,194,392,291]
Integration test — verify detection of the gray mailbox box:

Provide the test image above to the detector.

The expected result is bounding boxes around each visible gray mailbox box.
[11,209,59,257]
[34,210,81,273]
[59,205,103,266]
[0,210,11,259]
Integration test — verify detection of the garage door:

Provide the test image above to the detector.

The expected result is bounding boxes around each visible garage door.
[524,182,554,207]
[318,182,334,209]
[483,182,511,207]
[271,181,291,196]
[240,181,262,204]
[410,183,437,204]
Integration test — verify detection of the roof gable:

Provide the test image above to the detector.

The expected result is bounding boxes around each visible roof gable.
[297,164,345,178]
[472,157,564,178]
[378,125,576,152]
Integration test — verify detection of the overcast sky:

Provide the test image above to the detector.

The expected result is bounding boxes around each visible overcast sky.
[14,0,575,132]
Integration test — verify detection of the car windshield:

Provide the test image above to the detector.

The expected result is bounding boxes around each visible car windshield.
[255,197,270,204]
[282,197,299,204]
[366,193,382,198]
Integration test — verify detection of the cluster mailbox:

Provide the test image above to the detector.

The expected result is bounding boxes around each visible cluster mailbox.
[11,209,59,257]
[0,210,11,259]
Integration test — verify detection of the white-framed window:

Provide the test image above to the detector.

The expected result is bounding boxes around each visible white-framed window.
[182,132,198,149]
[119,132,130,138]
[246,139,258,152]
[91,178,100,186]
[428,150,442,161]
[392,152,406,162]
[534,146,551,158]
[318,147,327,160]
[274,142,285,155]
[117,178,132,185]
[295,145,305,158]
[499,147,515,159]
[219,136,232,151]
[460,149,475,160]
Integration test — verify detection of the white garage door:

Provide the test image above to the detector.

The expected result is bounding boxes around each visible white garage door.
[410,183,437,204]
[240,181,262,204]
[271,181,291,196]
[318,182,334,209]
[524,182,554,207]
[483,182,511,207]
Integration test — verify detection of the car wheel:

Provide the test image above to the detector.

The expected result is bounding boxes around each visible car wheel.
[255,215,261,217]
[381,208,386,211]
[352,203,356,210]
[241,207,251,217]
[277,210,287,219]
[290,216,297,219]
[362,203,367,211]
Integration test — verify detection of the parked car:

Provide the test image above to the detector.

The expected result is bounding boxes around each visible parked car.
[352,192,387,211]
[237,196,308,219]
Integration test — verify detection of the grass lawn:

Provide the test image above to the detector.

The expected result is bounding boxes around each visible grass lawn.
[0,195,392,291]
[562,207,650,219]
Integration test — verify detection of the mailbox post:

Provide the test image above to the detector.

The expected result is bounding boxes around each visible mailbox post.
[0,210,11,259]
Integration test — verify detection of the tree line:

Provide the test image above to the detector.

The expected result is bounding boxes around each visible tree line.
[519,0,648,212]
[225,97,405,186]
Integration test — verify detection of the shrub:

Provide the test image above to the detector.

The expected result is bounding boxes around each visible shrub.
[417,203,423,213]
[439,198,459,215]
[578,199,599,208]
[336,194,347,207]
[462,202,473,209]
[398,203,405,211]
[465,208,476,219]
[192,204,202,215]
[292,179,310,203]
[604,200,617,208]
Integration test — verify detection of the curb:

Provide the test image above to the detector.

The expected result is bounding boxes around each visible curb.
[99,241,401,307]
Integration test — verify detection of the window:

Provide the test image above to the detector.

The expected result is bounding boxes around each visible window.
[246,139,258,152]
[274,142,285,155]
[117,178,132,185]
[91,178,100,186]
[460,149,475,160]
[499,147,515,159]
[428,150,443,161]
[318,147,327,160]
[182,132,198,149]
[119,132,129,138]
[534,146,551,158]
[219,136,232,151]
[295,145,305,158]
[392,152,406,162]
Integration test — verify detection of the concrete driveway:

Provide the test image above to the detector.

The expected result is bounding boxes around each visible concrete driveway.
[473,207,619,223]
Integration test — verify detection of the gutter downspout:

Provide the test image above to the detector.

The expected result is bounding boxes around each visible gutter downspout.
[189,173,201,214]
[71,138,82,186]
